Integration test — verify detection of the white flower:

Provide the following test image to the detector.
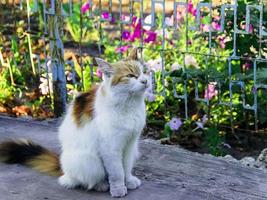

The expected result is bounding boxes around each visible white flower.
[39,76,53,95]
[45,60,53,73]
[145,59,162,72]
[143,14,152,31]
[184,55,198,68]
[165,16,174,27]
[171,63,182,71]
[155,29,170,38]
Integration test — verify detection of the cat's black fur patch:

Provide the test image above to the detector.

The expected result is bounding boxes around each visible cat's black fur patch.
[0,140,46,164]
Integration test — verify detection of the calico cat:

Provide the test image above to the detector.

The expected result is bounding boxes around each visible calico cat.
[0,47,148,198]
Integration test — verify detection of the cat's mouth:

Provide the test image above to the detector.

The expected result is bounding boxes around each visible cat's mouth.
[140,84,149,90]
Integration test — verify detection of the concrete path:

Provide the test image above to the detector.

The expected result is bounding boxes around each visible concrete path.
[0,116,267,200]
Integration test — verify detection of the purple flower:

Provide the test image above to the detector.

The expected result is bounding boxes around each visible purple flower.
[202,114,208,124]
[96,68,102,78]
[101,11,110,20]
[81,2,90,14]
[144,31,157,43]
[187,40,192,45]
[249,24,253,33]
[251,86,257,94]
[115,45,131,53]
[195,115,208,130]
[66,71,73,81]
[196,122,204,129]
[146,92,156,102]
[243,62,252,70]
[169,117,182,131]
[122,30,131,40]
[204,82,218,100]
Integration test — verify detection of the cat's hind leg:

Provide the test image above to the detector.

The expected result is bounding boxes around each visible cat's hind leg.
[94,179,109,192]
[58,174,80,189]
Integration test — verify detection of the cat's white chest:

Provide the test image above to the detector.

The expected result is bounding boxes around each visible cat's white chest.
[112,104,146,137]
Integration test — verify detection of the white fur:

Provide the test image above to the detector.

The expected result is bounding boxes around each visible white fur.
[58,61,148,197]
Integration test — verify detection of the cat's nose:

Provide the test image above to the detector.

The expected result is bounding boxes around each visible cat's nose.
[141,79,148,85]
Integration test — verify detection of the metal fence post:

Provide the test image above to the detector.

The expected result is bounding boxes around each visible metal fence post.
[48,0,67,117]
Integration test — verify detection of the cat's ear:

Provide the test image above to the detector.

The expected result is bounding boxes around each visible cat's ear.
[95,58,114,77]
[127,47,141,61]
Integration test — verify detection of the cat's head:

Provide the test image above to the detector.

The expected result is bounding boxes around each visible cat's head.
[95,48,149,97]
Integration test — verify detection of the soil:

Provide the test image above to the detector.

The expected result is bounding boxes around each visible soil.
[143,124,267,160]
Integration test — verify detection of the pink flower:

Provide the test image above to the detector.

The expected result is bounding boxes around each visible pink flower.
[188,1,197,16]
[202,24,210,32]
[204,82,218,100]
[130,27,142,41]
[96,68,102,78]
[81,2,90,14]
[218,35,226,48]
[169,117,182,131]
[212,22,221,31]
[219,40,225,48]
[121,14,130,22]
[144,31,157,43]
[131,16,138,27]
[249,24,253,33]
[240,23,253,33]
[127,18,143,41]
[115,45,131,53]
[101,11,110,19]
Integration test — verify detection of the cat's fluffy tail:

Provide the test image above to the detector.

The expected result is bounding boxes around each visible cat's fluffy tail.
[0,139,62,176]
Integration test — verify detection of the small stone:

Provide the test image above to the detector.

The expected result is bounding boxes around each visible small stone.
[208,177,216,181]
[255,148,267,169]
[240,157,255,167]
[10,191,19,194]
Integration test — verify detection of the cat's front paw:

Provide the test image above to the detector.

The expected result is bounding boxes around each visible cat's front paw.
[126,176,141,190]
[110,185,127,198]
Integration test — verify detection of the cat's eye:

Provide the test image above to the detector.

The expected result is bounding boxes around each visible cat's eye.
[126,74,137,78]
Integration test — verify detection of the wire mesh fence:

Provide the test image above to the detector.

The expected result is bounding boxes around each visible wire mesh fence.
[0,0,267,133]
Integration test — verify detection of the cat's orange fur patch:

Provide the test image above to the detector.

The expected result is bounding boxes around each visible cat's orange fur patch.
[111,60,141,86]
[72,85,98,127]
[27,152,62,176]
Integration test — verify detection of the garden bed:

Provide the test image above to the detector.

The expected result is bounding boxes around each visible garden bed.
[1,1,267,161]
